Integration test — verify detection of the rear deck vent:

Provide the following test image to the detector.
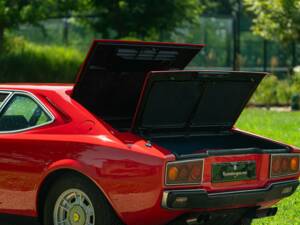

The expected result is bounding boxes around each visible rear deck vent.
[117,48,178,61]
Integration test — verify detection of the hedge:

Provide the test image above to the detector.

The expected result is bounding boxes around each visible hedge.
[0,37,83,83]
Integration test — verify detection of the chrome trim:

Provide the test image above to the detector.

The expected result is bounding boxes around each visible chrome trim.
[162,180,298,209]
[0,90,55,134]
[270,153,300,178]
[162,191,170,209]
[165,158,205,186]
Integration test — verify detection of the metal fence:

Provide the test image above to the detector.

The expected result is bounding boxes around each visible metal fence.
[12,16,298,77]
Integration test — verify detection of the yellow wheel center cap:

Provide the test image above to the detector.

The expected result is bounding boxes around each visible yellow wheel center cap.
[73,212,80,222]
[69,206,86,225]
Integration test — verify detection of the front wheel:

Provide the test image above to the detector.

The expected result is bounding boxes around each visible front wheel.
[43,174,122,225]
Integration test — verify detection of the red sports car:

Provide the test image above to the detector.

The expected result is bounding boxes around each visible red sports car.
[0,40,299,225]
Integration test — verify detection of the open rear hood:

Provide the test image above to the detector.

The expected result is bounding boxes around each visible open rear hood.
[132,71,267,134]
[73,39,204,89]
[72,40,204,128]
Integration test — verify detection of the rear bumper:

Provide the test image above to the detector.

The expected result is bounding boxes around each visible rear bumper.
[167,207,278,225]
[162,180,299,209]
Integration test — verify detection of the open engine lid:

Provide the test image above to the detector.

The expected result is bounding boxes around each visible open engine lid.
[73,40,204,95]
[131,71,267,134]
[71,40,204,128]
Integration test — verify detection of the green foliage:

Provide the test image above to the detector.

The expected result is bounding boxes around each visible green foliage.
[244,0,300,43]
[88,0,203,40]
[276,79,292,105]
[46,0,92,16]
[291,72,300,92]
[0,37,83,83]
[0,0,90,28]
[0,0,46,29]
[8,18,96,52]
[199,0,245,16]
[0,0,91,50]
[250,75,293,106]
[291,93,300,110]
[289,72,300,109]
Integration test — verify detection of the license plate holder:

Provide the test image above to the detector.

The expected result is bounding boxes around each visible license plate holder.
[212,161,256,183]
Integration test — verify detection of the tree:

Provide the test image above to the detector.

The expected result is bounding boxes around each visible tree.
[0,1,45,50]
[0,0,91,50]
[46,0,92,44]
[88,0,203,40]
[244,0,300,43]
[47,0,92,17]
[199,0,237,16]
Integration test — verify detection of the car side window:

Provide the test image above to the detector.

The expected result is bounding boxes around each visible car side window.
[0,94,52,132]
[0,93,9,106]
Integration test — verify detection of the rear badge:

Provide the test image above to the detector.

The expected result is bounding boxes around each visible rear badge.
[212,161,256,183]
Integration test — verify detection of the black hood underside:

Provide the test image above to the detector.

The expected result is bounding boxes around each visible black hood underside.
[131,71,267,134]
[71,40,266,134]
[72,40,204,131]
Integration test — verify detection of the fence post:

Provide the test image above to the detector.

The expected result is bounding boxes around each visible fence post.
[232,0,241,71]
[63,18,69,45]
[0,27,4,52]
[292,41,296,68]
[263,39,268,72]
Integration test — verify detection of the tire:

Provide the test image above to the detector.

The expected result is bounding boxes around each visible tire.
[43,174,122,225]
[235,217,253,225]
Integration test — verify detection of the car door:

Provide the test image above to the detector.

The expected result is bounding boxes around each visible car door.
[0,90,54,215]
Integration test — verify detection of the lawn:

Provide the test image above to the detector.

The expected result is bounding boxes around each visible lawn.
[236,108,300,225]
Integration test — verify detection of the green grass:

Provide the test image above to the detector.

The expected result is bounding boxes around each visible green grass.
[237,108,300,148]
[236,108,300,225]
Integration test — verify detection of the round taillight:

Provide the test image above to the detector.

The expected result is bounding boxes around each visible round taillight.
[270,154,300,178]
[168,166,179,181]
[190,165,202,180]
[178,166,189,180]
[290,157,299,171]
[281,157,290,172]
[272,157,281,174]
[165,159,204,185]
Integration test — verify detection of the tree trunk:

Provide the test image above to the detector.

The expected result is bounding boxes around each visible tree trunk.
[0,27,4,53]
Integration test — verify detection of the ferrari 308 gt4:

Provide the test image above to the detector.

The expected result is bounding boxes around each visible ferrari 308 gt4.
[0,40,299,225]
